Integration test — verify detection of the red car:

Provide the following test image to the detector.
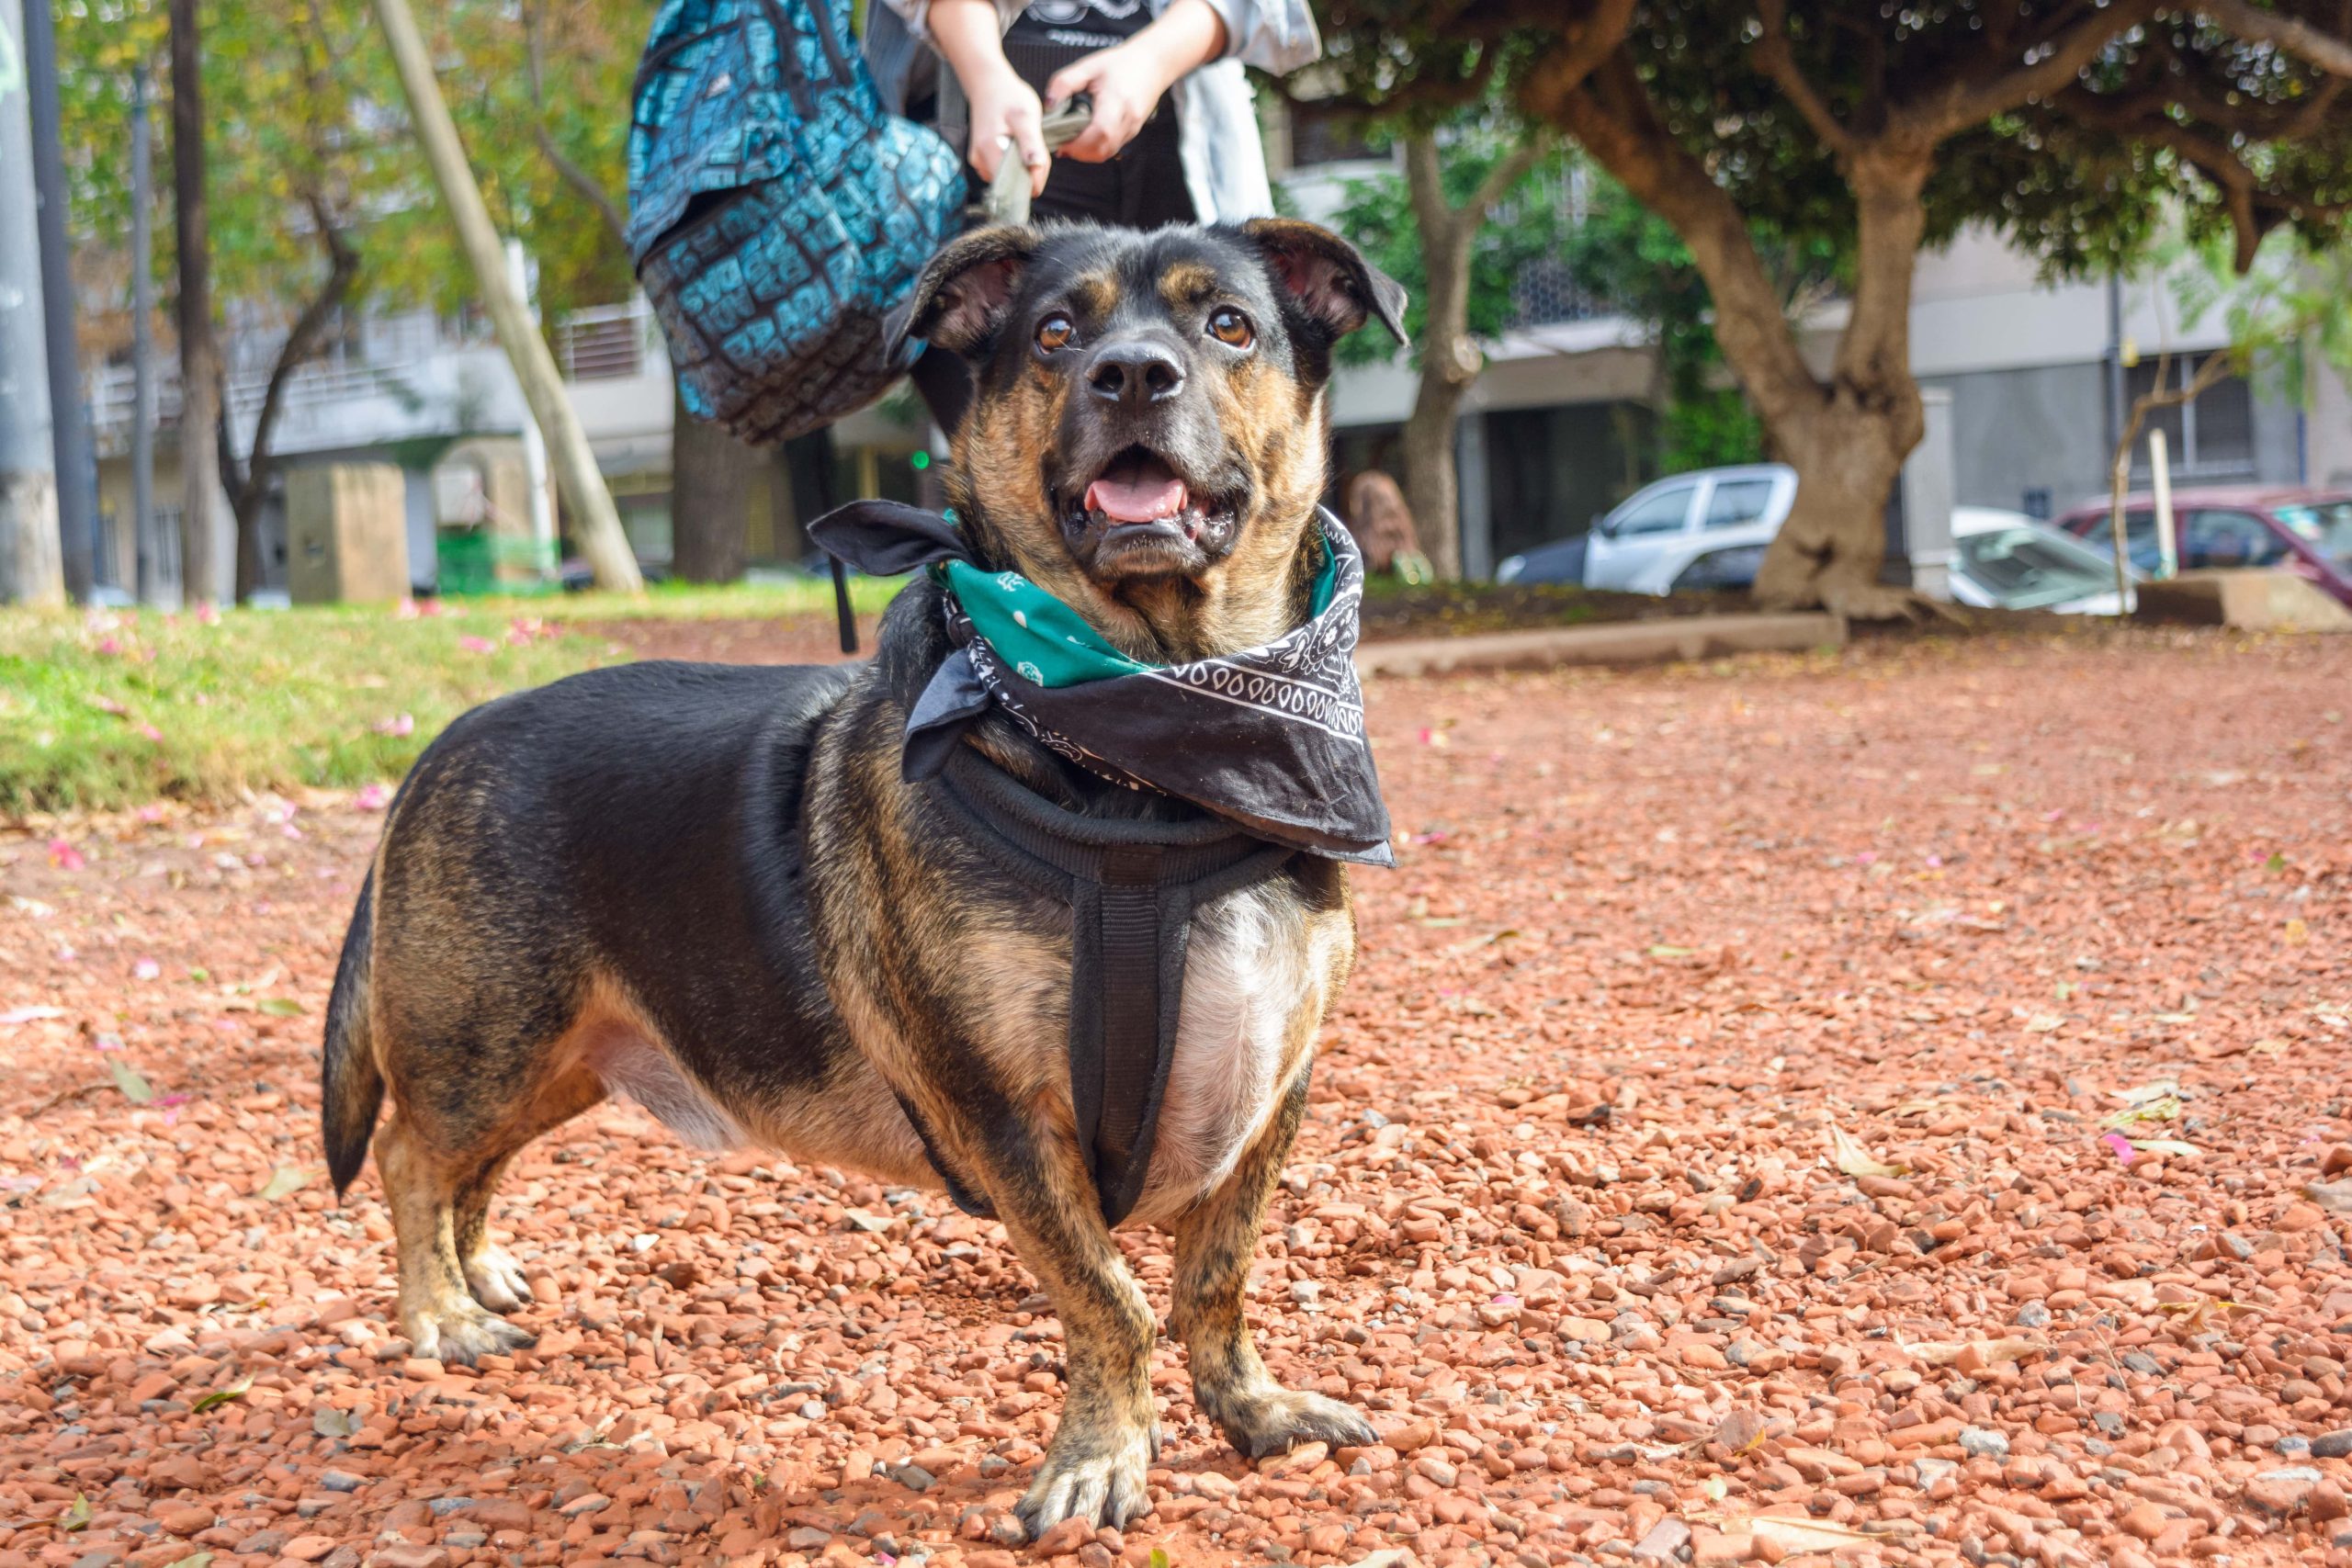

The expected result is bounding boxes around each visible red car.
[2052,486,2352,607]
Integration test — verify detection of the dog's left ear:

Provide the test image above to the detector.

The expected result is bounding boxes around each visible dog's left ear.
[1240,218,1409,349]
[884,224,1043,362]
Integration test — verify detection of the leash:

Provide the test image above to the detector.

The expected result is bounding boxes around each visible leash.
[827,96,1091,660]
[899,745,1295,1225]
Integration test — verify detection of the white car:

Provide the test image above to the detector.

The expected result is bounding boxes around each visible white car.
[1497,469,2131,613]
[1496,464,1797,592]
[1947,505,2133,615]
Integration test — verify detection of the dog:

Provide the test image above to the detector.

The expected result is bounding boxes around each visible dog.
[321,216,1407,1536]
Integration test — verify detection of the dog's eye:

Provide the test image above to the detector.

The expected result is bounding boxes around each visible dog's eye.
[1035,315,1075,354]
[1207,308,1254,349]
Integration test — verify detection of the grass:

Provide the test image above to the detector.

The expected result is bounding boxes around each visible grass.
[0,580,903,818]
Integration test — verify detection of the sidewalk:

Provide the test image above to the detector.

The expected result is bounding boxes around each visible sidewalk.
[1357,610,1843,677]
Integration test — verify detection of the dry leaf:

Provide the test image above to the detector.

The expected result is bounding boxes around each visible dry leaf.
[312,1407,360,1438]
[1829,1125,1906,1179]
[2128,1137,2199,1157]
[61,1493,92,1531]
[191,1374,253,1413]
[1749,1516,1909,1552]
[259,1166,314,1201]
[258,997,305,1017]
[2285,917,2309,945]
[107,1057,154,1105]
[2306,1180,2352,1213]
[1903,1335,2046,1367]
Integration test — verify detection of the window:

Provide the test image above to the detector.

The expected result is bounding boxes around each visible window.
[1608,482,1695,536]
[1671,545,1767,592]
[2181,509,2287,570]
[1954,525,2114,610]
[2275,501,2352,570]
[1705,479,1775,530]
[2124,354,2256,477]
[1288,101,1382,167]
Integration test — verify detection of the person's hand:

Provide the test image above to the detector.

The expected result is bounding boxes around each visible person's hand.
[966,64,1050,197]
[1044,43,1178,164]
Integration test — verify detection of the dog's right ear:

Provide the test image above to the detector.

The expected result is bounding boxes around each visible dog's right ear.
[884,225,1043,362]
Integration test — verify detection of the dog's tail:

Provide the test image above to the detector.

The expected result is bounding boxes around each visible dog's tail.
[322,867,386,1196]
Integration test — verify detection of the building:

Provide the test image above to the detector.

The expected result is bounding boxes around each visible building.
[85,122,2351,601]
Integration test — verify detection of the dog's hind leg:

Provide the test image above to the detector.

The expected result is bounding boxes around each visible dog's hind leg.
[1170,1066,1376,1459]
[376,1108,540,1365]
[449,1067,606,1313]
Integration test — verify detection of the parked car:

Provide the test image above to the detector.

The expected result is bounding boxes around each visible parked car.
[1495,464,1795,591]
[2051,486,2352,608]
[1947,506,2132,615]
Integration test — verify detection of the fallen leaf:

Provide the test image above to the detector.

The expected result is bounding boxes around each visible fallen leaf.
[1749,1516,1908,1552]
[1903,1336,2047,1368]
[108,1057,154,1105]
[1713,1409,1768,1452]
[2100,1095,2180,1129]
[842,1209,892,1233]
[2306,1180,2352,1213]
[2128,1137,2198,1157]
[313,1407,361,1438]
[1829,1125,1906,1179]
[2023,1013,2064,1033]
[61,1493,92,1530]
[259,1166,314,1201]
[190,1374,253,1413]
[2285,917,2309,944]
[257,997,305,1018]
[167,1555,215,1568]
[1648,943,1695,958]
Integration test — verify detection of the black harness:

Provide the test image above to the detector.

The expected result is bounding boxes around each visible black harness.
[898,747,1296,1227]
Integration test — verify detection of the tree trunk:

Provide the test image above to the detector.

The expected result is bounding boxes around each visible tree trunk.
[168,0,222,607]
[669,381,758,582]
[1543,60,1935,617]
[1402,135,1477,580]
[223,214,360,600]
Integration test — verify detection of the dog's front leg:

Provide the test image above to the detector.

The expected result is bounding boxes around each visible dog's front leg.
[982,1117,1160,1538]
[1171,1068,1377,1459]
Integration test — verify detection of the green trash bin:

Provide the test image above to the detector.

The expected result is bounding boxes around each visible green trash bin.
[435,530,557,597]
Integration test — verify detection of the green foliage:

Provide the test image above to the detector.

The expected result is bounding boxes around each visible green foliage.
[54,0,643,364]
[1327,125,1571,369]
[0,579,903,813]
[2171,225,2352,405]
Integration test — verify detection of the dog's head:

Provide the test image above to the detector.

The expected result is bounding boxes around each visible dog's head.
[886,219,1406,661]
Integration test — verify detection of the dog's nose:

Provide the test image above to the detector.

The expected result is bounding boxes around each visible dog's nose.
[1087,343,1185,409]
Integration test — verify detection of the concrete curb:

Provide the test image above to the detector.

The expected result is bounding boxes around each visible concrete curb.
[1357,612,1845,678]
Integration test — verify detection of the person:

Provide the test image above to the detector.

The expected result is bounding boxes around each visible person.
[1343,469,1430,581]
[875,0,1318,430]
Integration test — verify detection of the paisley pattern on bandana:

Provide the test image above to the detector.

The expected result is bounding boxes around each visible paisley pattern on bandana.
[807,501,1392,865]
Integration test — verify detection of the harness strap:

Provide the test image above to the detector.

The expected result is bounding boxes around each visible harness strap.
[903,747,1295,1226]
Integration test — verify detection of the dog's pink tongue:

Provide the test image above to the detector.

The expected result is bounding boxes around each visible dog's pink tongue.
[1085,456,1188,524]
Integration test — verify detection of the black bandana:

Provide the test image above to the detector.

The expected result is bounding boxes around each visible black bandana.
[810,502,1393,865]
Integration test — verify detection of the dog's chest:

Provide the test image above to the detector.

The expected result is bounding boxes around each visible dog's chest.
[1136,880,1328,1221]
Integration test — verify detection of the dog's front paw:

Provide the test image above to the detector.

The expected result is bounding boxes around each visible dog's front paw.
[1204,1384,1375,1461]
[407,1300,537,1367]
[1016,1421,1155,1540]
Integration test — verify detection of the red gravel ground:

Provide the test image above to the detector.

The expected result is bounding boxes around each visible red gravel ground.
[4,628,2350,1568]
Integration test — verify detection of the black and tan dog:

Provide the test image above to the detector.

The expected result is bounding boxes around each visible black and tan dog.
[322,216,1406,1535]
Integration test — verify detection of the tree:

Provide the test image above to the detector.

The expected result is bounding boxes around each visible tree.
[166,0,221,605]
[1330,123,1557,578]
[1317,0,2352,615]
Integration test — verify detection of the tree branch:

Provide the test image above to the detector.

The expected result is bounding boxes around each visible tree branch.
[1533,50,1824,419]
[524,0,628,253]
[228,197,363,525]
[1902,0,2165,142]
[1754,0,1860,158]
[1515,0,1636,127]
[2203,0,2352,76]
[1465,134,1550,220]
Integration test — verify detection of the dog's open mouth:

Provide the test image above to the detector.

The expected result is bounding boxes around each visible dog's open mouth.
[1065,446,1238,554]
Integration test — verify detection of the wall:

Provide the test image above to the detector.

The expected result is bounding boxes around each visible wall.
[1922,363,2110,516]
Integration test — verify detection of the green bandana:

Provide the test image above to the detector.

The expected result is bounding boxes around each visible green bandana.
[933,543,1339,688]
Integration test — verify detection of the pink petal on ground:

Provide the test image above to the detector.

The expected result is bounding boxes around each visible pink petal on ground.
[353,784,391,812]
[2100,1132,2136,1165]
[47,838,85,871]
[458,635,496,654]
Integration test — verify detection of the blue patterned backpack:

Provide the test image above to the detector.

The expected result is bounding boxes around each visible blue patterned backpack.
[626,0,966,446]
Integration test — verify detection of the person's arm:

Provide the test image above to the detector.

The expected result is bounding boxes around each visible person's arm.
[1043,0,1229,164]
[929,0,1049,196]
